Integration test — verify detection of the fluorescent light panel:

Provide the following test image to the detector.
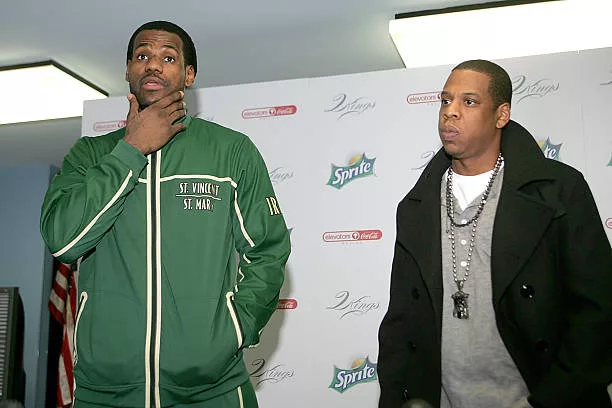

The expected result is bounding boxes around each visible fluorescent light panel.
[390,0,612,69]
[0,61,107,125]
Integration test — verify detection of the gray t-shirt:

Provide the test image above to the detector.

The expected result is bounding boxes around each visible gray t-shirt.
[440,168,530,408]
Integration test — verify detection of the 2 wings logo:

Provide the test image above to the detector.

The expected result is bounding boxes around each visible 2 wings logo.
[249,358,295,386]
[93,120,126,133]
[325,93,376,119]
[269,166,294,186]
[326,291,380,319]
[412,150,437,171]
[538,138,563,161]
[242,105,297,119]
[512,75,560,103]
[327,153,375,189]
[407,91,441,105]
[329,357,377,393]
[322,229,382,242]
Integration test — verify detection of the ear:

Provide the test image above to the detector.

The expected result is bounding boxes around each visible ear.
[495,102,510,129]
[125,62,131,83]
[184,65,195,87]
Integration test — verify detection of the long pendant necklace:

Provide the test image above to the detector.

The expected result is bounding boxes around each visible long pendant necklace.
[446,153,504,319]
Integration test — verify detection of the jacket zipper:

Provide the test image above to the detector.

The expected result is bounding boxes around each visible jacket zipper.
[145,151,162,408]
[73,291,88,365]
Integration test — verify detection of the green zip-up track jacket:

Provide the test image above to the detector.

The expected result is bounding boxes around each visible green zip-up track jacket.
[41,116,291,407]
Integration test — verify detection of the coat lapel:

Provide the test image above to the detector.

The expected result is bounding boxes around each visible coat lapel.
[403,150,448,335]
[491,120,558,307]
[491,187,556,306]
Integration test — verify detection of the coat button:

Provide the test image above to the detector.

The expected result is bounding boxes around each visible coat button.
[520,284,535,299]
[411,288,420,300]
[534,339,549,355]
[408,341,417,352]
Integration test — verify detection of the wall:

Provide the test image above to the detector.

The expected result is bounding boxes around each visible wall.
[80,47,612,407]
[0,164,56,408]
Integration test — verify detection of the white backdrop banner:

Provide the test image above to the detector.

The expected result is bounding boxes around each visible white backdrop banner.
[81,48,612,407]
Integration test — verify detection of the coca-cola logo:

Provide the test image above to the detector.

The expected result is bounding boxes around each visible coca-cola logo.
[269,167,294,185]
[324,93,375,119]
[407,91,441,105]
[512,75,560,103]
[93,120,126,132]
[242,105,297,119]
[605,218,612,229]
[322,229,382,242]
[277,299,298,310]
[326,291,380,319]
[249,358,295,386]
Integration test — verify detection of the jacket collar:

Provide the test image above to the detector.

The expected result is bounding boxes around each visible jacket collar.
[404,120,559,320]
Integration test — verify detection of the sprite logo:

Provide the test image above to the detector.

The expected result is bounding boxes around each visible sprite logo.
[327,153,375,189]
[538,138,563,161]
[329,357,377,393]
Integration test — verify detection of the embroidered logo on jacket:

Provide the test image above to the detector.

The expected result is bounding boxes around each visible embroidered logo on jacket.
[329,357,377,393]
[265,196,282,216]
[176,182,222,212]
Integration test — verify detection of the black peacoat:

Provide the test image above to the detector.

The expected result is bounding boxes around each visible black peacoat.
[378,121,612,408]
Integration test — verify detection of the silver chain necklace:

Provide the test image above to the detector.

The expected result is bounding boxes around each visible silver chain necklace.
[446,153,504,319]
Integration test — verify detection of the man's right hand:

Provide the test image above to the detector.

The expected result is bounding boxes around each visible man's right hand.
[123,91,187,155]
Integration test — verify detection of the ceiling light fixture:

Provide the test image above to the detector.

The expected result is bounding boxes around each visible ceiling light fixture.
[0,61,107,125]
[390,0,612,69]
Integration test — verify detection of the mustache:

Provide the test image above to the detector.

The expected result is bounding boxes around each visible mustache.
[139,75,168,87]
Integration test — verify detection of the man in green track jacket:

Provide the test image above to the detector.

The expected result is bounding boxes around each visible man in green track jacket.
[40,20,291,408]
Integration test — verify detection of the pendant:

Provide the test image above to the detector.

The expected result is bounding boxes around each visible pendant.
[452,290,470,319]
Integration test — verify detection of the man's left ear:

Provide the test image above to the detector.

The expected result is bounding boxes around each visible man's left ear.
[495,103,510,129]
[184,65,195,87]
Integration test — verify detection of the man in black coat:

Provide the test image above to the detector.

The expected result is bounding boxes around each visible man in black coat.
[378,60,612,408]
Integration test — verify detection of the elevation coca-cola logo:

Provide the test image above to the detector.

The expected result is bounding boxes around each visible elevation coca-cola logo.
[242,105,297,119]
[249,358,295,386]
[324,93,376,119]
[326,291,380,319]
[512,75,560,103]
[407,91,441,105]
[277,299,298,310]
[322,229,382,242]
[93,120,126,133]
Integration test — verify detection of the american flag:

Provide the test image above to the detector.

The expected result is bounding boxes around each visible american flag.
[48,262,78,408]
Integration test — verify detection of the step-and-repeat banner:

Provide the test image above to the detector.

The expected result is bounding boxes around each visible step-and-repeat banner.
[82,48,612,407]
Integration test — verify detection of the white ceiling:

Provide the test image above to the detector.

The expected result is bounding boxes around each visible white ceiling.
[0,0,502,168]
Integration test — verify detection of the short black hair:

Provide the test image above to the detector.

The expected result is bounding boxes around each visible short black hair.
[126,21,197,76]
[452,59,511,108]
